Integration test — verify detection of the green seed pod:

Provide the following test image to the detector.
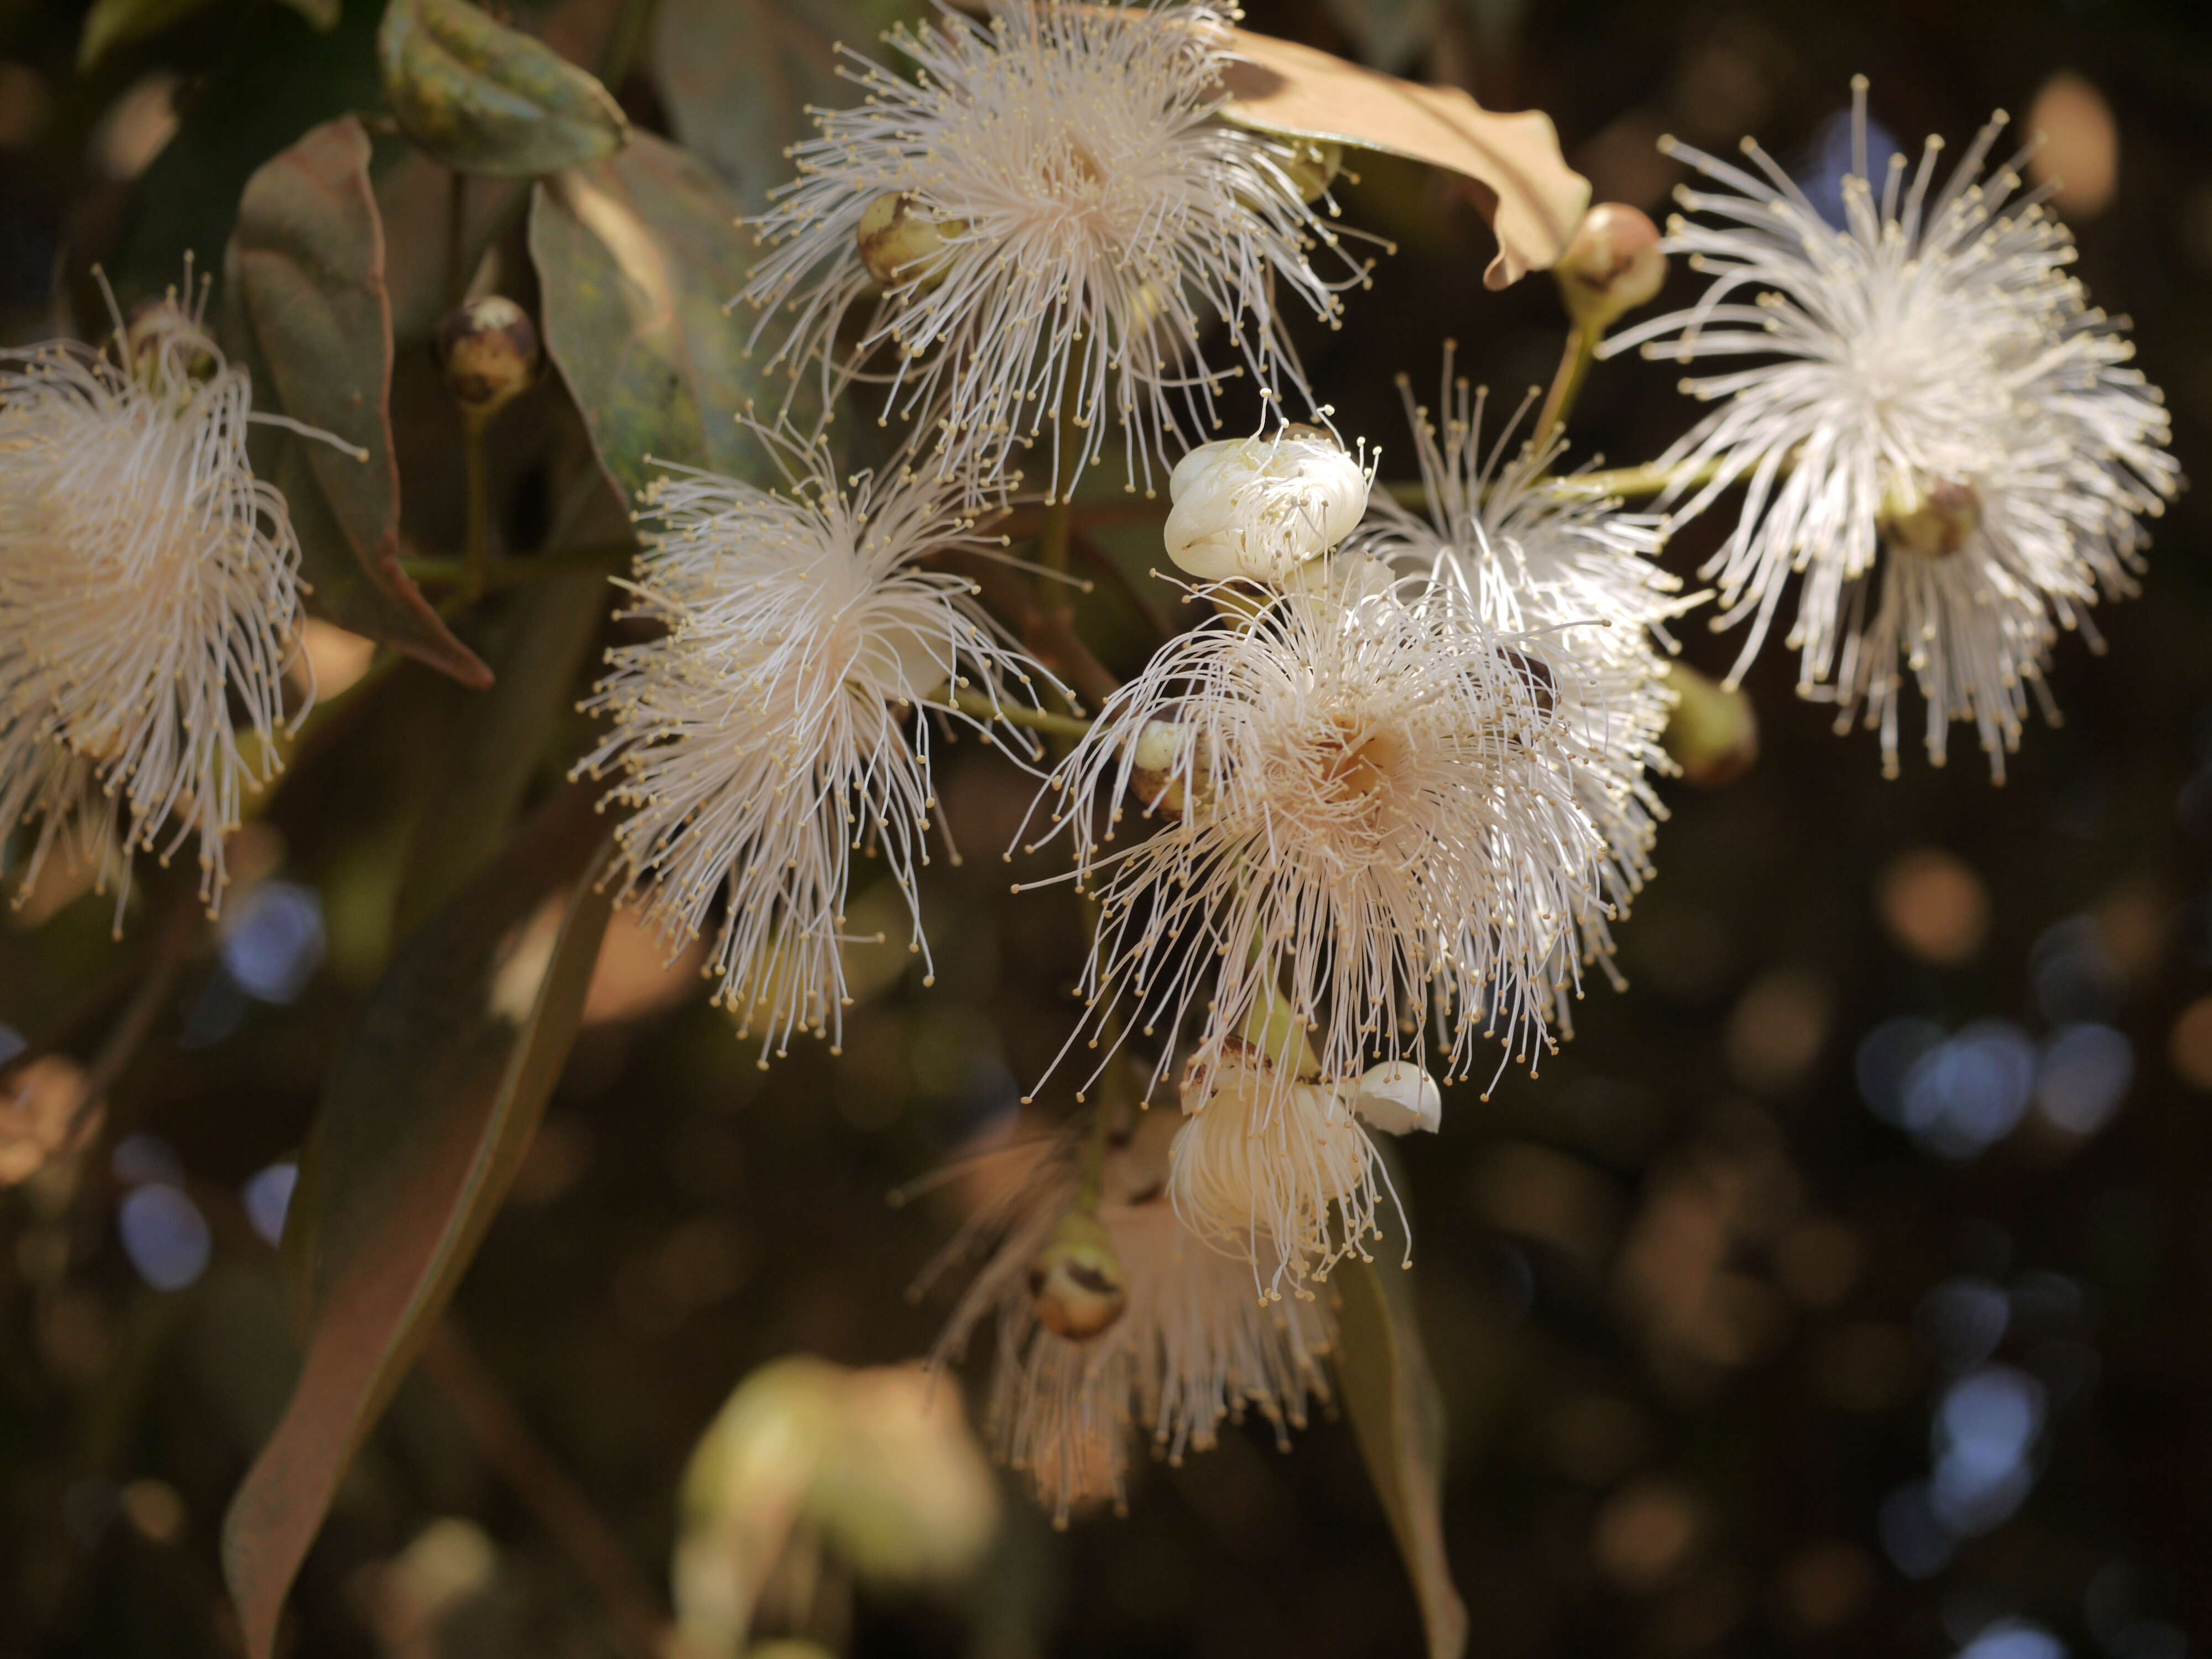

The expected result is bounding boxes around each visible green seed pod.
[1027,1209,1127,1340]
[856,192,967,291]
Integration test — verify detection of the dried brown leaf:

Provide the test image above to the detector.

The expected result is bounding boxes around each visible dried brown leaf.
[1218,27,1590,289]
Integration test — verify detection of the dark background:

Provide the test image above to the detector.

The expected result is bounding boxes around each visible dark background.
[3,0,2211,1655]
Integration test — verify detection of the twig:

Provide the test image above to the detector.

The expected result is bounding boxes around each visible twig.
[1538,454,1730,503]
[598,0,660,84]
[461,410,496,603]
[1532,321,1602,454]
[66,891,201,1142]
[421,1323,672,1659]
[951,689,1093,741]
[942,549,1120,715]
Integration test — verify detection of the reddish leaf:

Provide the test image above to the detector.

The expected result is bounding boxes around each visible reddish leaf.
[221,785,615,1658]
[226,114,491,688]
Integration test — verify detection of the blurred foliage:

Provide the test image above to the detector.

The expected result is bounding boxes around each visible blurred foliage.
[1,0,2211,1657]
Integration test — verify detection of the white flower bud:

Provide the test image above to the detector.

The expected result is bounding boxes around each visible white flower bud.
[1126,717,1199,819]
[1350,1060,1441,1135]
[1554,202,1667,328]
[1162,426,1370,583]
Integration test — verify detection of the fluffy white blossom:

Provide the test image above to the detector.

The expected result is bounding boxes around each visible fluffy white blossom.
[1351,350,1685,1004]
[740,0,1373,498]
[1604,80,2178,778]
[936,1112,1337,1524]
[1168,1042,1437,1298]
[581,429,1050,1061]
[0,284,313,921]
[1026,566,1626,1126]
[1162,424,1373,582]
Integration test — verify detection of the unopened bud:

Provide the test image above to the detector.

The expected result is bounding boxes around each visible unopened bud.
[123,298,216,390]
[1555,204,1667,329]
[1661,661,1759,787]
[1128,719,1198,819]
[1350,1060,1441,1136]
[1029,1209,1126,1339]
[857,192,967,291]
[437,296,539,416]
[1164,426,1370,583]
[1881,477,1981,560]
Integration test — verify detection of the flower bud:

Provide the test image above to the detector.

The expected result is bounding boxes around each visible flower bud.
[1661,661,1759,787]
[123,299,216,391]
[436,296,539,416]
[1127,718,1199,819]
[856,192,967,291]
[1881,477,1981,560]
[1027,1209,1127,1339]
[1350,1060,1440,1135]
[1163,426,1370,583]
[1554,204,1667,330]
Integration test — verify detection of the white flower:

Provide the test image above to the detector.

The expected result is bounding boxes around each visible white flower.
[1350,348,1687,1016]
[740,0,1374,498]
[1162,424,1373,582]
[581,428,1051,1062]
[1168,1044,1433,1298]
[936,1112,1336,1524]
[1603,80,2179,778]
[0,284,312,920]
[1027,568,1625,1121]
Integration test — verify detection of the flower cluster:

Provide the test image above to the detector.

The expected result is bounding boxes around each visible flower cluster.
[1605,79,2178,777]
[0,282,313,924]
[593,41,2178,1529]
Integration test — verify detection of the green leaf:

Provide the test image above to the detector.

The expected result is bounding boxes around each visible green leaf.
[1336,1244,1469,1659]
[222,785,615,1659]
[379,0,631,178]
[394,572,612,938]
[649,0,917,215]
[223,114,492,688]
[529,131,770,502]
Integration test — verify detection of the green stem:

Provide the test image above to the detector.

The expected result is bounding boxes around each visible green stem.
[1532,320,1603,453]
[950,688,1093,741]
[461,410,494,602]
[1539,454,1729,503]
[1074,1074,1114,1211]
[1378,455,1731,509]
[598,0,659,85]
